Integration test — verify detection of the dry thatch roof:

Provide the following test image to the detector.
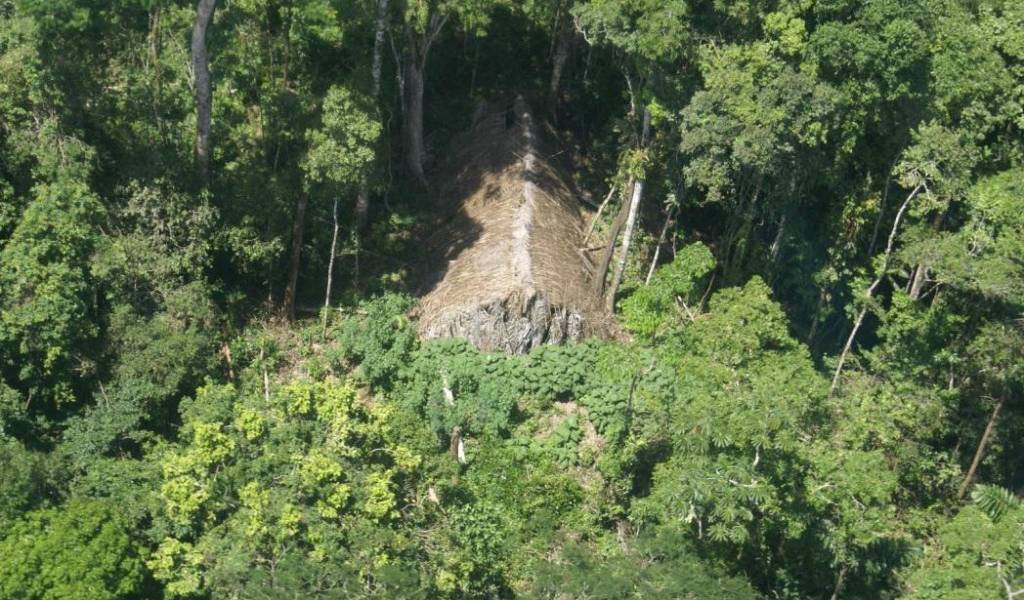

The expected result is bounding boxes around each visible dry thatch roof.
[415,97,609,353]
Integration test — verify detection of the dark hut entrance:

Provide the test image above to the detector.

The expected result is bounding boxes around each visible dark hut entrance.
[415,97,608,353]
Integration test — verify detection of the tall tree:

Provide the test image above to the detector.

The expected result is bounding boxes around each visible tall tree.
[573,0,694,301]
[301,86,381,315]
[282,192,309,321]
[399,4,448,186]
[396,0,502,186]
[354,0,391,226]
[831,124,977,394]
[0,500,147,600]
[191,0,217,178]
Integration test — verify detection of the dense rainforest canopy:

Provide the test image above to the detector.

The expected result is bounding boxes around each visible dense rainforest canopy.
[0,0,1023,598]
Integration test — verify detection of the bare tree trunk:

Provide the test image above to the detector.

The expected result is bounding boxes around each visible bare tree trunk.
[468,34,480,97]
[807,285,827,345]
[606,178,644,311]
[908,264,928,299]
[450,425,466,464]
[370,0,389,99]
[354,0,390,226]
[283,192,309,320]
[221,343,235,380]
[593,186,630,295]
[583,41,592,86]
[148,6,165,146]
[830,183,923,396]
[909,212,945,300]
[388,29,405,114]
[813,164,892,350]
[583,185,616,245]
[192,0,217,177]
[867,162,896,258]
[368,0,387,100]
[548,26,572,110]
[830,564,849,600]
[769,213,787,263]
[645,204,676,285]
[260,348,270,403]
[958,396,1005,500]
[605,108,652,311]
[402,13,446,187]
[623,70,638,118]
[404,60,427,186]
[725,181,760,280]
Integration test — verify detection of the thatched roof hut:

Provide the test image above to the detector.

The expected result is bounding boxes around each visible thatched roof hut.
[415,97,608,353]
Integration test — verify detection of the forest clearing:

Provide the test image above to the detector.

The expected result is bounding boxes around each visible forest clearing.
[0,0,1022,598]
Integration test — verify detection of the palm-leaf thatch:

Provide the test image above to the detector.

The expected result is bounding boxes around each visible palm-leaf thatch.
[415,97,609,353]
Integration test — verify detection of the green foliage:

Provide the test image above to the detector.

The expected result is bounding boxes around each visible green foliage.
[0,1,1023,599]
[0,438,50,535]
[0,499,148,600]
[572,0,692,62]
[333,294,418,387]
[521,342,595,402]
[149,374,424,597]
[628,275,916,594]
[681,41,836,204]
[896,122,978,210]
[0,179,103,415]
[525,527,761,599]
[973,484,1023,522]
[92,181,220,307]
[547,413,583,465]
[0,383,21,437]
[903,167,1024,305]
[303,85,381,191]
[902,494,1024,599]
[399,337,523,439]
[433,500,514,596]
[620,242,715,339]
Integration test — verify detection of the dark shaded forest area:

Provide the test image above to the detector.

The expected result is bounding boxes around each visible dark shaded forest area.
[0,0,1022,598]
